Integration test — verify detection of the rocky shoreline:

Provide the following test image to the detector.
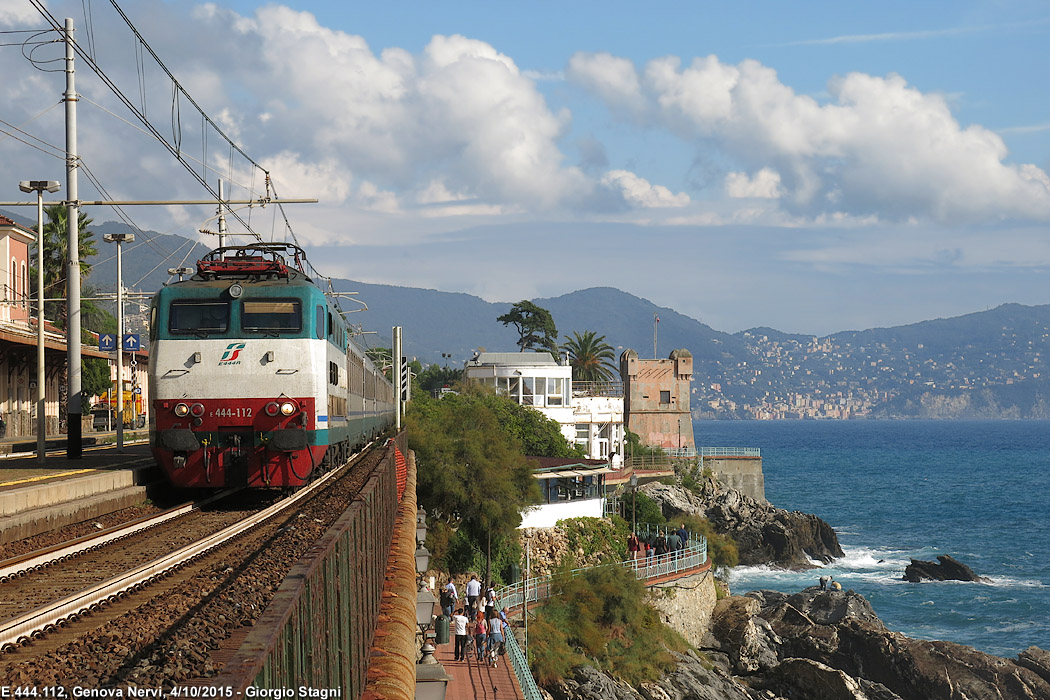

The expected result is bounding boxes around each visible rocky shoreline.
[542,476,1050,700]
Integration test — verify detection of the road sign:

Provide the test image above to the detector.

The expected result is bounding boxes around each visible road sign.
[99,333,117,352]
[122,334,141,351]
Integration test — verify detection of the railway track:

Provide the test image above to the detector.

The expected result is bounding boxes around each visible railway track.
[0,441,386,688]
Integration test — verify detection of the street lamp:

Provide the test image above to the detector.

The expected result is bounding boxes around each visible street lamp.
[630,471,638,535]
[103,232,134,451]
[19,180,60,464]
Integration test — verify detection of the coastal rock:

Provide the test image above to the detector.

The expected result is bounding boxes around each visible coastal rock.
[546,665,640,700]
[732,588,1050,700]
[1017,646,1050,686]
[643,479,843,569]
[902,555,990,583]
[709,596,780,674]
[771,658,903,700]
[648,650,764,700]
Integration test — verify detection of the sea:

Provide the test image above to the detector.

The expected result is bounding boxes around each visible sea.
[693,419,1050,659]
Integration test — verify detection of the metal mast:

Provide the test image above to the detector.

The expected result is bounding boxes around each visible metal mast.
[64,17,83,459]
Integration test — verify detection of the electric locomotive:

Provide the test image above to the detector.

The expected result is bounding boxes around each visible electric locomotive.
[148,243,394,488]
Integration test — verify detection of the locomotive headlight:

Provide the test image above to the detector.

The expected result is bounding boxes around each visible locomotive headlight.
[280,401,297,416]
[265,402,280,416]
[174,403,190,417]
[228,283,243,298]
[190,403,205,417]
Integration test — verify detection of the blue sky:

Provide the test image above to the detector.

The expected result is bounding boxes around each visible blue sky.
[2,1,1049,335]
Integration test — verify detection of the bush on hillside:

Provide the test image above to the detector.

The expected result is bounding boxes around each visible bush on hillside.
[529,563,688,686]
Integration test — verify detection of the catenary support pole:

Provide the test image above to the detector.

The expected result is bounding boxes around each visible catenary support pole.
[64,17,82,459]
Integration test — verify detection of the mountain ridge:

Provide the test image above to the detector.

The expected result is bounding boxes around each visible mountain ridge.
[5,213,1047,418]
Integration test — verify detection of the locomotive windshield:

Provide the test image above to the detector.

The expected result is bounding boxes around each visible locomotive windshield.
[169,301,229,334]
[242,299,302,332]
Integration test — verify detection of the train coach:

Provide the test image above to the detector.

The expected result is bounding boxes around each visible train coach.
[148,243,395,488]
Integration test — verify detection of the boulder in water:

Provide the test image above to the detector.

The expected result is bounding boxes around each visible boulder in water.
[902,555,989,583]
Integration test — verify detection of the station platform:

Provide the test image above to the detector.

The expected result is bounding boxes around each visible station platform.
[0,436,160,544]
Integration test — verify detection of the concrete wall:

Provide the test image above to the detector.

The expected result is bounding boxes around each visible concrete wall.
[647,569,717,648]
[704,456,766,502]
[519,497,605,529]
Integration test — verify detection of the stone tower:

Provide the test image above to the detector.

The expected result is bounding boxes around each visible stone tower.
[619,348,695,451]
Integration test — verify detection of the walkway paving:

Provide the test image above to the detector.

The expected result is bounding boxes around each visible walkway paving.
[435,634,525,700]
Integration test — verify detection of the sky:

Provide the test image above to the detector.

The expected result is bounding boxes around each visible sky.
[1,1,1049,336]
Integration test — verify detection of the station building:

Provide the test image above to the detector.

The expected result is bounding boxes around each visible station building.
[0,214,148,437]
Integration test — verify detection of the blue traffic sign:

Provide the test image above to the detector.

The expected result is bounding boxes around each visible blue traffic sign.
[122,334,141,351]
[99,333,117,352]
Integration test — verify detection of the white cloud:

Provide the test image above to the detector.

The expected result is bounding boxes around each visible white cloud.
[0,5,36,25]
[566,52,646,116]
[601,170,690,208]
[726,168,783,199]
[571,52,1050,224]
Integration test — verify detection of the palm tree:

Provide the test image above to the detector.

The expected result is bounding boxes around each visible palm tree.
[561,330,617,383]
[32,204,97,325]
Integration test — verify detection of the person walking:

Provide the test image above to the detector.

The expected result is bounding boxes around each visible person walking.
[465,573,481,614]
[442,579,458,618]
[452,608,470,661]
[473,612,488,662]
[627,532,640,567]
[484,582,496,619]
[487,613,505,664]
[665,529,681,561]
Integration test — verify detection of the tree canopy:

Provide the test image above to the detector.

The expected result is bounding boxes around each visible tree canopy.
[497,300,558,356]
[562,330,617,383]
[33,205,97,325]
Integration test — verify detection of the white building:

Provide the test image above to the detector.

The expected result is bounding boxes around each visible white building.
[464,351,625,467]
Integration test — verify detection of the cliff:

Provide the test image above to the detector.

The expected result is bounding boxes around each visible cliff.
[549,587,1050,700]
[642,476,843,569]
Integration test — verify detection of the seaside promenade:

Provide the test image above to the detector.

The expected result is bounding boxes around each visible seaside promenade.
[437,538,712,700]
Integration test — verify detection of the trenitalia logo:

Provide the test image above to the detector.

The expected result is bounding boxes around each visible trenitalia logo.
[219,342,246,365]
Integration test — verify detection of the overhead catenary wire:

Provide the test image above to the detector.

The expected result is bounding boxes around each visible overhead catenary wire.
[21,3,344,304]
[26,1,264,244]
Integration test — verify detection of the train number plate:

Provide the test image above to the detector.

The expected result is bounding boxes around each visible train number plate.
[211,407,253,418]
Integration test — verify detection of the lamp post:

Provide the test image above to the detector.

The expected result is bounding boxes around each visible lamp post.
[630,471,638,535]
[103,232,134,451]
[19,180,60,464]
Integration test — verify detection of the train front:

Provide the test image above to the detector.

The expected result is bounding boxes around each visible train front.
[148,249,328,488]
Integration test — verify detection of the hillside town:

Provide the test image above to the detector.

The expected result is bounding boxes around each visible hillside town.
[696,320,1050,419]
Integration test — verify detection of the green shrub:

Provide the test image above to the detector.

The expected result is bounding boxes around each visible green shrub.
[630,491,666,526]
[679,514,739,570]
[559,517,630,561]
[529,564,688,687]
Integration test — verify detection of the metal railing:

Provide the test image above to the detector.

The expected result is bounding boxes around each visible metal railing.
[504,628,543,700]
[665,446,762,458]
[493,538,707,699]
[571,381,624,398]
[495,539,707,612]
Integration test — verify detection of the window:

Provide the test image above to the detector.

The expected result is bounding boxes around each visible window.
[575,424,590,440]
[660,390,671,404]
[521,377,535,405]
[315,305,325,339]
[243,299,302,332]
[169,301,229,334]
[547,377,564,406]
[20,262,27,310]
[329,361,339,386]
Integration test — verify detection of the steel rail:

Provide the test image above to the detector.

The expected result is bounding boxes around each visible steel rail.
[0,489,237,582]
[0,442,373,651]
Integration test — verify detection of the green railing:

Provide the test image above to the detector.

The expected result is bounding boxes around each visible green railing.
[503,628,542,700]
[493,538,707,699]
